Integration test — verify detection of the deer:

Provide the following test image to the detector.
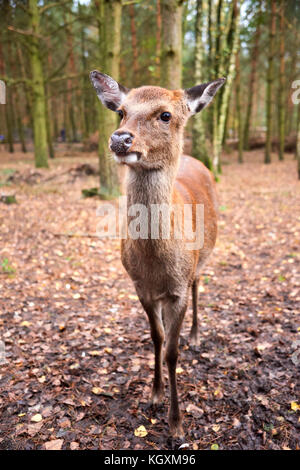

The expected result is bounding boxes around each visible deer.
[90,70,225,439]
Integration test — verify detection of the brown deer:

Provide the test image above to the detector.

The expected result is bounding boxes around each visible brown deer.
[90,70,225,438]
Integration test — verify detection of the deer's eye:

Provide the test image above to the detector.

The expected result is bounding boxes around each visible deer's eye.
[160,112,171,122]
[117,110,124,119]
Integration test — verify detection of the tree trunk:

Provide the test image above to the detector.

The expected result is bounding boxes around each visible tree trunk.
[28,0,48,168]
[46,40,54,158]
[212,0,240,172]
[156,0,162,82]
[80,3,90,140]
[192,0,211,169]
[65,12,78,143]
[95,0,122,195]
[243,2,261,150]
[15,87,27,153]
[235,48,243,163]
[129,3,138,86]
[1,3,14,153]
[161,0,183,89]
[265,0,276,164]
[278,0,285,161]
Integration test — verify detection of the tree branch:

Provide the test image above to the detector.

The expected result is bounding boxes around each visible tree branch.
[49,72,86,83]
[0,76,31,87]
[40,0,73,15]
[7,25,41,39]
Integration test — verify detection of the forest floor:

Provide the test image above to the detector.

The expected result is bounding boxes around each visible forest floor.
[0,144,299,450]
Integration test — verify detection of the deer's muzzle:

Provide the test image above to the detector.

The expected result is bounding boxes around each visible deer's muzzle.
[110,132,133,156]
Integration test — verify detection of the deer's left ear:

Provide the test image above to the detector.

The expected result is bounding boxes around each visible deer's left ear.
[184,77,226,114]
[90,70,130,112]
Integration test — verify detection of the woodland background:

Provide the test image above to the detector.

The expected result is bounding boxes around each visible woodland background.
[0,0,300,186]
[0,0,299,451]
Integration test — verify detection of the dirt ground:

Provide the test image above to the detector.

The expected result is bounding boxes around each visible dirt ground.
[0,144,299,450]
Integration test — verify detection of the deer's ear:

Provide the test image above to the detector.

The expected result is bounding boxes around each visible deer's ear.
[90,70,130,111]
[184,78,226,114]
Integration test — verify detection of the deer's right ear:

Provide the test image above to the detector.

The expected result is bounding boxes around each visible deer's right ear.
[184,78,226,114]
[90,70,129,112]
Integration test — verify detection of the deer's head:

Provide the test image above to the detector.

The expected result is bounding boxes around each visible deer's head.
[90,70,225,170]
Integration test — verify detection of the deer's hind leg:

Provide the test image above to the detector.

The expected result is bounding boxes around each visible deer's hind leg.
[189,278,199,346]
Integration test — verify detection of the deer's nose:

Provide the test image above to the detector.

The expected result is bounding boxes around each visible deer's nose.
[110,132,133,155]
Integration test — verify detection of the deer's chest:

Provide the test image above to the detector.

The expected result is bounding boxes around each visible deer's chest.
[121,239,192,299]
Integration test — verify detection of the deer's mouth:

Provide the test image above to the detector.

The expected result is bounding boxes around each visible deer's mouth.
[113,152,142,165]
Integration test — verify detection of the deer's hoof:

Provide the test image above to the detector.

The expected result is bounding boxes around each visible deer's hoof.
[169,414,184,439]
[189,332,199,347]
[150,387,165,406]
[169,422,184,440]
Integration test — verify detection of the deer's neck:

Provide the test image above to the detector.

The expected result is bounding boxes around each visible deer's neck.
[126,164,178,207]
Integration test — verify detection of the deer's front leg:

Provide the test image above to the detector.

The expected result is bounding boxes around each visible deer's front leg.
[140,298,165,405]
[164,294,188,438]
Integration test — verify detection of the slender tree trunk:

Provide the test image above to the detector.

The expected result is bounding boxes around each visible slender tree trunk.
[80,3,90,139]
[265,0,276,164]
[278,0,285,161]
[161,0,183,89]
[45,90,55,158]
[207,0,214,136]
[46,40,54,158]
[212,0,240,172]
[4,88,14,152]
[129,4,138,86]
[156,0,162,82]
[286,17,298,136]
[1,47,14,153]
[65,13,78,143]
[235,48,243,163]
[17,44,33,135]
[1,3,14,153]
[28,0,48,168]
[12,47,27,153]
[15,87,27,153]
[95,0,122,195]
[192,0,211,168]
[243,2,261,150]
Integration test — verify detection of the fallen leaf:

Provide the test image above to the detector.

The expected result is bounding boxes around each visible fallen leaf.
[31,413,42,423]
[186,403,204,418]
[291,401,300,411]
[44,439,63,450]
[70,442,79,450]
[212,424,220,433]
[134,425,148,437]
